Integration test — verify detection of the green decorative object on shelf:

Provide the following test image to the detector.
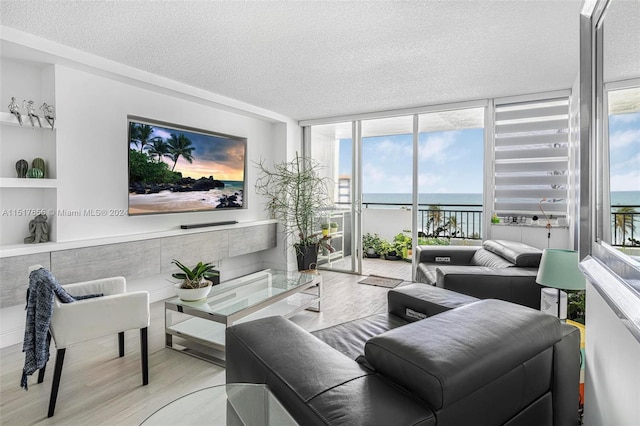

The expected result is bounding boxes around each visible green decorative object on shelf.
[32,158,46,178]
[26,168,44,179]
[15,159,28,178]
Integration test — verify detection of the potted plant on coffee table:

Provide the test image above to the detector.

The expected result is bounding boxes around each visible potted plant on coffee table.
[255,154,334,271]
[171,259,220,302]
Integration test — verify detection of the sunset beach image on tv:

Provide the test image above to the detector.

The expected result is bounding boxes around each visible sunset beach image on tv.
[128,117,246,215]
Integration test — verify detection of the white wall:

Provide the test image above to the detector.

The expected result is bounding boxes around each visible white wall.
[584,280,640,426]
[0,34,302,347]
[581,255,640,426]
[53,65,278,242]
[261,122,299,271]
[362,208,412,242]
[490,224,571,250]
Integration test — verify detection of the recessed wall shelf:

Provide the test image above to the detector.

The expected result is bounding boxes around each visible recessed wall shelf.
[0,178,58,188]
[0,111,55,130]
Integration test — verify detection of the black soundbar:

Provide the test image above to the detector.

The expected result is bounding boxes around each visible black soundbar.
[181,220,238,229]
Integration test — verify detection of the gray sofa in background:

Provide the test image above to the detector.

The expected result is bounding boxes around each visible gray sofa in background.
[226,284,581,426]
[415,239,543,309]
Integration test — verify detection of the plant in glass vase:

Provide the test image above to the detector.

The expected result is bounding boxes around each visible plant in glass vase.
[255,154,335,270]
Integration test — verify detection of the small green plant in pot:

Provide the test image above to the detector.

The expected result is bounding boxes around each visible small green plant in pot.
[171,259,220,302]
[362,233,383,258]
[378,240,397,260]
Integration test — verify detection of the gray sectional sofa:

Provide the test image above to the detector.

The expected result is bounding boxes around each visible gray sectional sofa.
[415,239,543,309]
[226,284,580,426]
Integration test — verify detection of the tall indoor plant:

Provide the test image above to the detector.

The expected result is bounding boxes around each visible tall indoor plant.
[255,154,334,270]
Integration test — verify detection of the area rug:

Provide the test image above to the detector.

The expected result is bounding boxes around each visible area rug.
[358,275,404,288]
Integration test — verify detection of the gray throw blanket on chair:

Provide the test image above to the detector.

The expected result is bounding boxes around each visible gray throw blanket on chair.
[20,268,102,390]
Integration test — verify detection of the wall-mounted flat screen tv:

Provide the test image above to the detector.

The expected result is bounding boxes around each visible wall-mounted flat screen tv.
[128,116,246,215]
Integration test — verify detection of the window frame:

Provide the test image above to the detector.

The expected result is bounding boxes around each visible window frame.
[580,0,640,342]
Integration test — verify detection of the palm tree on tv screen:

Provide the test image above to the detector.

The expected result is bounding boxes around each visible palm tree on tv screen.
[167,133,195,171]
[130,123,156,153]
[147,138,170,163]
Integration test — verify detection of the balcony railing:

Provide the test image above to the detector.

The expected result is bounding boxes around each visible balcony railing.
[611,205,640,247]
[342,202,638,247]
[361,202,483,240]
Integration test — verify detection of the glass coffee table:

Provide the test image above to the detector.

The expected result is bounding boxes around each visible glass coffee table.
[165,269,321,365]
[141,383,298,425]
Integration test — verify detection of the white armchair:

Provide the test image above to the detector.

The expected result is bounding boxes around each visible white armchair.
[29,266,150,417]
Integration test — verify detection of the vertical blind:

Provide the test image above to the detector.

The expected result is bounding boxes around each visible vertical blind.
[493,96,570,218]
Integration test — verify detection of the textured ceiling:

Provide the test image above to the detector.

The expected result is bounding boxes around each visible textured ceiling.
[603,0,640,83]
[1,0,585,121]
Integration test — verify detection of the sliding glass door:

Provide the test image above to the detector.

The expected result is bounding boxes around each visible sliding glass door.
[360,116,414,280]
[308,122,356,273]
[305,103,486,279]
[417,108,485,242]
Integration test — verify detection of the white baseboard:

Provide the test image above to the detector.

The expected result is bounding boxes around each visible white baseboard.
[0,326,24,348]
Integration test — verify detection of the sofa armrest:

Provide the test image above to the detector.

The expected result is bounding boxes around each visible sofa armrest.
[553,323,582,426]
[435,266,542,309]
[365,300,565,421]
[226,316,435,426]
[388,284,480,321]
[415,245,479,265]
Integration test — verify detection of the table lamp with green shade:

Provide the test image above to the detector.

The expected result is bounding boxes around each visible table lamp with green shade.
[536,249,586,319]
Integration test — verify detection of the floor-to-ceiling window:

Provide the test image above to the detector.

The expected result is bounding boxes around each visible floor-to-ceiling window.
[605,83,640,258]
[418,108,485,242]
[360,116,414,280]
[304,103,486,279]
[308,122,354,272]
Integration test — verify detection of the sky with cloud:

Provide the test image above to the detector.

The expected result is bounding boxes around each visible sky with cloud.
[131,123,245,181]
[340,128,484,194]
[609,111,640,192]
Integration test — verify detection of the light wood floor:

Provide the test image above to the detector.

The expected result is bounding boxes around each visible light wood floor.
[320,255,413,282]
[0,270,401,425]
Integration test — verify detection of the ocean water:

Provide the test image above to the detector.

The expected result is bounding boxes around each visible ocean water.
[610,191,640,207]
[362,191,640,209]
[363,193,482,209]
[222,180,244,193]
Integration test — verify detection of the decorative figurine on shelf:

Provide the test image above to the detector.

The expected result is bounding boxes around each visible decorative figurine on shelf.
[24,214,49,244]
[8,97,23,126]
[32,158,46,178]
[23,100,41,128]
[26,168,44,178]
[16,159,29,178]
[40,102,55,130]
